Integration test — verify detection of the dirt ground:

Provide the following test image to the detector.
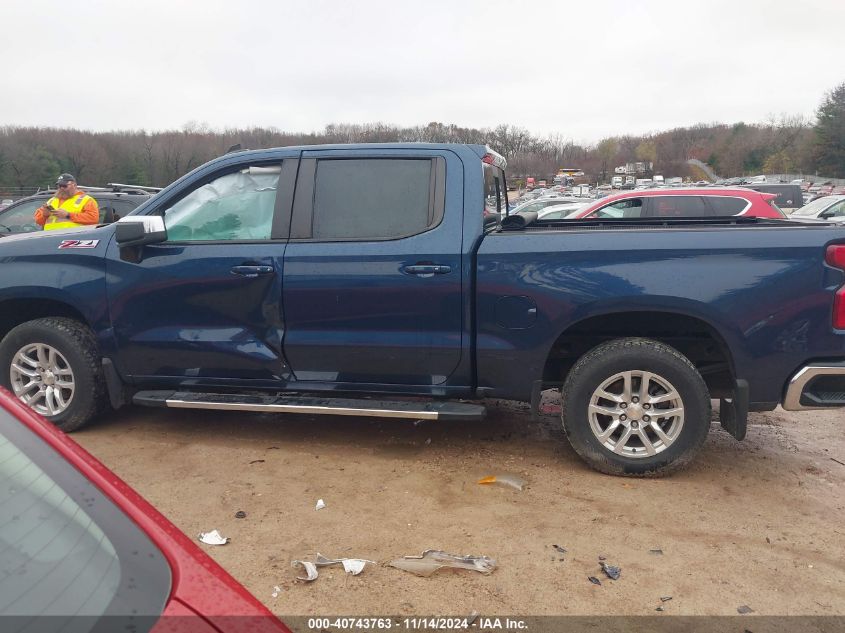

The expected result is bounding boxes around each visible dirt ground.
[72,395,845,618]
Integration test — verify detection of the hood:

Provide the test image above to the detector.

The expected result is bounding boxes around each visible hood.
[0,224,114,258]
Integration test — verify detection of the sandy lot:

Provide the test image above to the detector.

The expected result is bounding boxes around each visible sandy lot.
[72,395,845,618]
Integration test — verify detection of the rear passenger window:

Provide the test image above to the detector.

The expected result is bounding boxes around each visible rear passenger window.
[312,159,441,240]
[707,196,749,215]
[650,196,710,217]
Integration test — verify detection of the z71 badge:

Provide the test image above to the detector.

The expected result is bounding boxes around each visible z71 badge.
[58,239,100,249]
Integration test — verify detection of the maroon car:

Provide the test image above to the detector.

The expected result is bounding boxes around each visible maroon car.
[570,188,786,220]
[0,388,290,633]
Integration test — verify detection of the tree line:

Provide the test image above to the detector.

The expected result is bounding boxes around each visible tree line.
[1,82,843,192]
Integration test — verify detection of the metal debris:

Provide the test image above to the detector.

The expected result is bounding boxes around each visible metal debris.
[235,511,247,519]
[737,605,755,614]
[249,459,265,464]
[831,457,845,466]
[552,545,567,554]
[477,473,527,491]
[198,529,229,546]
[389,550,496,577]
[600,561,621,580]
[655,606,665,612]
[588,576,602,586]
[649,549,664,555]
[660,596,673,602]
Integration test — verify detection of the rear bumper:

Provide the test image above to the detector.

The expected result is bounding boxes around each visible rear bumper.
[783,362,845,410]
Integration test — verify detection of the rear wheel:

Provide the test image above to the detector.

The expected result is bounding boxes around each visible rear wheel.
[561,337,711,476]
[0,318,107,431]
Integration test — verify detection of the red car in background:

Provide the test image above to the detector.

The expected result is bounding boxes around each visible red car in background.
[0,388,289,633]
[570,188,786,220]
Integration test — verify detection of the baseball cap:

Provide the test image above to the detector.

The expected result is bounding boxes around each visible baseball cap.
[56,173,76,185]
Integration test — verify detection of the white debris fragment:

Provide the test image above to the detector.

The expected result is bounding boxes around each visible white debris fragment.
[315,499,326,511]
[198,529,229,546]
[292,560,319,582]
[341,559,368,575]
[271,585,282,598]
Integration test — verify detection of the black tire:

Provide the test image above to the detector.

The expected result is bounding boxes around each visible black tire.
[0,317,107,432]
[561,337,711,477]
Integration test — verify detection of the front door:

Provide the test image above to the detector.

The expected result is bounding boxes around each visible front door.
[282,149,464,386]
[106,158,297,386]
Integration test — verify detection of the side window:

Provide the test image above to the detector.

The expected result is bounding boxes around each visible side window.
[0,199,43,233]
[163,165,280,241]
[590,198,644,218]
[312,158,441,240]
[109,199,141,221]
[706,196,749,216]
[827,200,845,217]
[484,163,505,217]
[649,196,711,217]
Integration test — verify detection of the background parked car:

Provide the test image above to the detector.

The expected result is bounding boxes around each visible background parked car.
[0,185,154,235]
[511,197,583,215]
[569,188,786,220]
[739,183,804,213]
[0,387,289,633]
[788,194,845,223]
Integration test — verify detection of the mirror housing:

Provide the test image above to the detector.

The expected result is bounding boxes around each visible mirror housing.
[115,215,167,247]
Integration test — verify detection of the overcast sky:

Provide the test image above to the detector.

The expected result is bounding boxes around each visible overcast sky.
[2,0,844,144]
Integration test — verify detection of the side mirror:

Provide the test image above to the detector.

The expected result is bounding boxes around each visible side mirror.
[115,215,167,247]
[819,211,833,219]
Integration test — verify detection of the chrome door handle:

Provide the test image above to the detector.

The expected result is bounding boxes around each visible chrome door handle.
[230,265,274,278]
[402,265,451,276]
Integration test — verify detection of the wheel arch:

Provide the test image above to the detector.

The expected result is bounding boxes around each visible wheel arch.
[0,297,91,343]
[542,308,737,399]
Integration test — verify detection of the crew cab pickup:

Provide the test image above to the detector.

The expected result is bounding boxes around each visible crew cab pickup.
[1,143,844,476]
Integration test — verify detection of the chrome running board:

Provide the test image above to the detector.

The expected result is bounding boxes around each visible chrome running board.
[132,390,486,421]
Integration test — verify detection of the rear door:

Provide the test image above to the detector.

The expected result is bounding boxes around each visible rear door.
[282,148,464,386]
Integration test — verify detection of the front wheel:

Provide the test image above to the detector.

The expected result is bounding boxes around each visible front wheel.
[561,337,711,477]
[0,317,107,431]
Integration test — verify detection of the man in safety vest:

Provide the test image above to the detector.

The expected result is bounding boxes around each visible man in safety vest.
[34,173,99,231]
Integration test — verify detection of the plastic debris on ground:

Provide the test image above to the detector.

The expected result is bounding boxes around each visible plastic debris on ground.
[588,576,602,586]
[271,586,281,598]
[660,596,673,602]
[649,549,664,555]
[198,529,229,546]
[655,606,665,612]
[235,510,247,519]
[600,561,621,580]
[315,553,375,576]
[389,550,496,577]
[552,545,567,554]
[477,474,527,491]
[292,560,319,582]
[292,554,375,582]
[737,605,755,614]
[315,499,326,511]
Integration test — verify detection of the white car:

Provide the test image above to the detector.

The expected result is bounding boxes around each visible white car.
[535,203,590,220]
[789,195,845,223]
[511,197,582,215]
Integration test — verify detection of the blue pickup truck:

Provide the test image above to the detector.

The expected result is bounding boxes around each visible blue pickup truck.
[1,143,843,476]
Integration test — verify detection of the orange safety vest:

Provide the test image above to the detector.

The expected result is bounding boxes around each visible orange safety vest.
[43,193,96,230]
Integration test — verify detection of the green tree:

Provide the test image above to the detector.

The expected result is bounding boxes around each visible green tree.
[595,138,618,183]
[813,82,845,178]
